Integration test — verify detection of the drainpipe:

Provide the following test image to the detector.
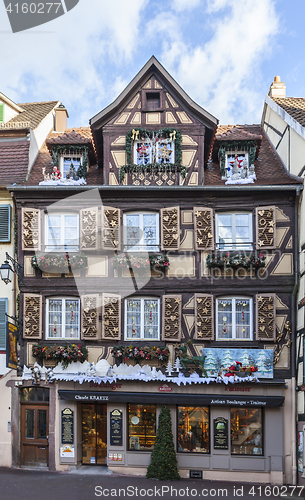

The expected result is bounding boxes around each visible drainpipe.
[292,185,301,485]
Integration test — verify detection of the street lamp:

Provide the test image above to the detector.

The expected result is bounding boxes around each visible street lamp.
[0,253,24,285]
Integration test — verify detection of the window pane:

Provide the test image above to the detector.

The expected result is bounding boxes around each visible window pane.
[126,215,141,249]
[144,300,158,339]
[37,388,44,402]
[48,300,62,338]
[235,299,251,339]
[231,408,262,455]
[157,142,173,164]
[65,300,80,338]
[44,389,50,402]
[128,404,156,451]
[63,157,81,179]
[178,406,210,453]
[143,214,158,250]
[217,299,232,339]
[136,143,151,165]
[218,215,233,248]
[20,388,29,401]
[38,410,47,439]
[126,300,141,339]
[25,409,35,439]
[28,387,36,401]
[47,215,61,250]
[235,214,249,226]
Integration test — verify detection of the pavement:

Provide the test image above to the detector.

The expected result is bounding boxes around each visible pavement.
[0,467,305,500]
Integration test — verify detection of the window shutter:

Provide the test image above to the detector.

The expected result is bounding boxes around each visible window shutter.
[194,207,214,251]
[162,294,182,341]
[80,207,99,251]
[0,103,4,123]
[194,294,214,340]
[23,294,42,339]
[0,205,11,242]
[255,293,276,341]
[101,207,121,250]
[101,293,121,340]
[160,207,180,250]
[22,208,41,251]
[0,299,7,349]
[255,206,276,249]
[81,294,100,340]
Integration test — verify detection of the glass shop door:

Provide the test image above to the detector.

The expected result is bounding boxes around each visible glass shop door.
[82,404,107,465]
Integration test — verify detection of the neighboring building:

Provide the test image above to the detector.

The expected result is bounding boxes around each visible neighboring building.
[262,77,305,484]
[0,92,66,467]
[8,58,302,484]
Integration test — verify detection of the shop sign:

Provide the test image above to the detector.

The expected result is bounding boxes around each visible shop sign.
[61,408,74,445]
[214,417,228,450]
[158,384,172,392]
[60,444,75,458]
[110,409,123,446]
[6,322,18,370]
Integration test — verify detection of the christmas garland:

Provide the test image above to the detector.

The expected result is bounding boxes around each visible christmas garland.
[50,145,89,179]
[207,251,265,269]
[32,343,88,369]
[119,163,186,182]
[126,127,182,164]
[112,253,169,272]
[218,141,257,176]
[112,345,170,362]
[31,253,88,271]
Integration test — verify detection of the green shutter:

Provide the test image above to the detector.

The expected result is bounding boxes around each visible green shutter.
[0,205,11,242]
[0,299,7,350]
[0,103,4,123]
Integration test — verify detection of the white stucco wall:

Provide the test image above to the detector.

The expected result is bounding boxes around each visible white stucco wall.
[28,107,58,176]
[0,99,19,123]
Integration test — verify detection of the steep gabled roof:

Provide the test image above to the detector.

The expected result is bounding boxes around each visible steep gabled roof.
[6,101,59,129]
[0,139,30,185]
[271,97,305,128]
[90,56,218,131]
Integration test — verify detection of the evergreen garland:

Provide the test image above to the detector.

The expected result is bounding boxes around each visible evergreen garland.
[50,145,89,179]
[125,127,182,164]
[147,406,180,481]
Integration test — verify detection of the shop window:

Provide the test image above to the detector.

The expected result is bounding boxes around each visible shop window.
[124,212,159,251]
[45,213,79,251]
[216,297,253,340]
[216,213,252,250]
[125,298,160,341]
[128,404,156,451]
[177,406,210,453]
[46,298,80,339]
[231,408,263,455]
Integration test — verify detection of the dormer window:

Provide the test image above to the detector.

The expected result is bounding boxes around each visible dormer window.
[225,152,249,179]
[218,141,257,185]
[61,155,82,179]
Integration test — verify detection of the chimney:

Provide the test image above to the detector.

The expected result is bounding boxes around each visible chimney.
[54,103,69,132]
[268,76,286,98]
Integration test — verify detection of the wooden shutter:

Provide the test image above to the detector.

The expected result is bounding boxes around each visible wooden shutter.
[0,103,4,123]
[194,207,214,251]
[194,294,214,340]
[255,293,276,341]
[255,206,276,249]
[102,293,121,340]
[162,294,182,341]
[22,208,41,251]
[81,294,100,340]
[80,207,99,251]
[0,205,11,242]
[161,207,180,250]
[101,206,121,250]
[23,294,42,339]
[0,298,7,349]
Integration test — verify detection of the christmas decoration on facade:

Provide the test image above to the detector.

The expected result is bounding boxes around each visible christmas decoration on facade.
[256,206,276,249]
[162,295,182,341]
[80,207,98,250]
[102,295,121,340]
[22,208,41,250]
[23,294,42,339]
[195,294,214,340]
[81,295,99,339]
[255,294,276,341]
[161,207,180,250]
[102,207,121,250]
[194,207,214,250]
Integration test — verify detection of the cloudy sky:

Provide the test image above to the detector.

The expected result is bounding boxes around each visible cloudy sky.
[0,0,304,127]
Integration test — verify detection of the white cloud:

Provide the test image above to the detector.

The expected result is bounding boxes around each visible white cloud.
[172,0,202,12]
[147,0,279,124]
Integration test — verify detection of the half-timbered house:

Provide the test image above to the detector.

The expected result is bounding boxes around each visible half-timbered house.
[8,57,302,484]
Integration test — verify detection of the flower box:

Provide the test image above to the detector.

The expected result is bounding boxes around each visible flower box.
[112,345,170,366]
[31,253,88,273]
[207,251,265,270]
[32,343,88,369]
[113,253,170,273]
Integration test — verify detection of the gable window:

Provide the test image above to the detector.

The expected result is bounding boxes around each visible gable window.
[124,212,159,251]
[134,140,174,165]
[146,92,160,110]
[60,155,82,179]
[46,298,80,339]
[45,213,79,251]
[125,298,160,341]
[216,297,253,340]
[216,212,252,250]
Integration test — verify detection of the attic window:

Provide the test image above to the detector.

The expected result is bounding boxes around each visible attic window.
[146,92,160,110]
[218,141,257,185]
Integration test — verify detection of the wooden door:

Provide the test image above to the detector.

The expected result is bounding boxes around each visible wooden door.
[21,405,49,467]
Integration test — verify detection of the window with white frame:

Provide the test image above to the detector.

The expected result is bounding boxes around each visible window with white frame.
[225,152,248,178]
[46,298,80,339]
[123,212,159,251]
[134,140,174,165]
[45,213,79,251]
[216,212,252,250]
[60,155,82,179]
[216,297,253,340]
[125,298,160,341]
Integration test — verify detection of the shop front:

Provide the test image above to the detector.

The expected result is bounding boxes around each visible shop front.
[53,380,289,484]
